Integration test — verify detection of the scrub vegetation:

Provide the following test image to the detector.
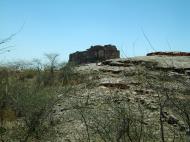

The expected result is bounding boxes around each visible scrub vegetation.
[0,38,190,142]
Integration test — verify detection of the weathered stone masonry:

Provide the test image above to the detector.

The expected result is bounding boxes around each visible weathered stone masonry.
[69,45,120,64]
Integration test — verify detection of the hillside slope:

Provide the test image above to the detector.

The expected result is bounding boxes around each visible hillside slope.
[51,56,190,142]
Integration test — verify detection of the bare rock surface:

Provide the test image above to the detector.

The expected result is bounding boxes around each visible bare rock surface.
[52,55,190,141]
[102,56,190,70]
[147,51,190,56]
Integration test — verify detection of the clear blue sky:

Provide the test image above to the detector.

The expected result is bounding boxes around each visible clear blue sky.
[0,0,190,62]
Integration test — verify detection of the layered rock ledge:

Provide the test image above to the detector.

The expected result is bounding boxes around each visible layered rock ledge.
[147,51,190,56]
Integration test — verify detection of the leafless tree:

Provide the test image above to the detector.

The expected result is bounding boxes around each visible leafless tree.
[45,53,59,77]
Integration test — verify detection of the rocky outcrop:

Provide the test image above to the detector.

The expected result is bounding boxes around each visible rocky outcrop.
[69,45,120,64]
[147,52,190,56]
[101,56,190,73]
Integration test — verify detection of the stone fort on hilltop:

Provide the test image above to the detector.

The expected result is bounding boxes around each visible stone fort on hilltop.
[69,45,120,64]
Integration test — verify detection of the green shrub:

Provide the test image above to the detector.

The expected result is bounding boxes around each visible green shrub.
[11,84,58,141]
[59,62,76,85]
